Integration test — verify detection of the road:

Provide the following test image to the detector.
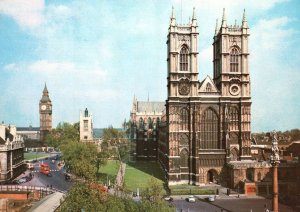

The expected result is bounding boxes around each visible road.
[17,154,73,192]
[170,195,295,212]
[171,198,221,212]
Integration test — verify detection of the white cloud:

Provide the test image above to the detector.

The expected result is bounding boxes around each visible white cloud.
[252,17,295,51]
[5,60,108,80]
[29,60,75,74]
[0,0,45,28]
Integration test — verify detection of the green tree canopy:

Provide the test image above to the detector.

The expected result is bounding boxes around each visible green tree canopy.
[46,122,80,148]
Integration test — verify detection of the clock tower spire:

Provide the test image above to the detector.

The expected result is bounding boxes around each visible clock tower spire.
[39,83,52,142]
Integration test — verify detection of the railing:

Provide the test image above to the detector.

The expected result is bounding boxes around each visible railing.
[0,185,64,200]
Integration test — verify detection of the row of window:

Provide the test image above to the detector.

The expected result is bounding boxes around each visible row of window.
[179,46,240,72]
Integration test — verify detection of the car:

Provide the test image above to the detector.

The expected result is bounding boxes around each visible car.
[18,178,27,184]
[164,196,173,202]
[187,195,196,203]
[207,196,215,202]
[65,173,71,181]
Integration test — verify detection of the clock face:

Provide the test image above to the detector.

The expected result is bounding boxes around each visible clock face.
[41,105,47,110]
[179,79,190,96]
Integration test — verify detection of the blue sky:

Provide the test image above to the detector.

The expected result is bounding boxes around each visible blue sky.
[0,0,299,132]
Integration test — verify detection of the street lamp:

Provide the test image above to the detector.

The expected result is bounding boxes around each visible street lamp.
[270,131,280,212]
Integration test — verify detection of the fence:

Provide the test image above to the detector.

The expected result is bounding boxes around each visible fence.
[0,185,54,200]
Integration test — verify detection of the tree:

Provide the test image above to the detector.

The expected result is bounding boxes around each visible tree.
[59,183,104,211]
[140,177,175,212]
[102,127,125,146]
[95,151,109,176]
[61,142,97,180]
[46,122,80,148]
[60,182,156,212]
[141,177,163,203]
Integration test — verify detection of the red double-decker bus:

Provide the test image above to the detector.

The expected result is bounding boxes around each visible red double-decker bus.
[40,164,50,175]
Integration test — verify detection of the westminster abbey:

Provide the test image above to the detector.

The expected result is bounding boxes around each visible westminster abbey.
[130,8,257,187]
[157,8,252,186]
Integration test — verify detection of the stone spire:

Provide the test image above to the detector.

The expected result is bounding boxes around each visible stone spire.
[43,83,48,95]
[242,9,249,28]
[221,8,227,28]
[40,83,51,102]
[131,94,137,113]
[170,6,176,26]
[192,7,196,20]
[214,19,219,36]
[191,7,197,26]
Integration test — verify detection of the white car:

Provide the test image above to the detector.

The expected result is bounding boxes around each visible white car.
[208,196,215,202]
[187,195,196,203]
[18,178,27,184]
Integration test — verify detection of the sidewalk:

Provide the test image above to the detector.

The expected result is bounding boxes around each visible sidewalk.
[115,161,126,188]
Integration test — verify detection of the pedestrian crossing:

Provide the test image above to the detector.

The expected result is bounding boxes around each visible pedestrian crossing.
[31,170,60,173]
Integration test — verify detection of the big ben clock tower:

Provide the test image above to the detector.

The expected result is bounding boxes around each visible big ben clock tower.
[39,83,52,142]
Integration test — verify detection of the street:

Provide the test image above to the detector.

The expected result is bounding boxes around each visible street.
[170,195,295,212]
[18,154,72,192]
[172,198,220,212]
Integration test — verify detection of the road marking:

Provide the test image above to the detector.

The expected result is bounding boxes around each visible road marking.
[31,170,60,173]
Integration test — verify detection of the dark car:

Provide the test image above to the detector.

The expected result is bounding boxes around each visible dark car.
[65,173,71,181]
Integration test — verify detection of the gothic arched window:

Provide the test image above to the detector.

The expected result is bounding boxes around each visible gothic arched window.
[139,117,144,129]
[206,83,212,92]
[200,108,219,149]
[229,107,239,131]
[148,117,153,129]
[179,133,189,146]
[180,46,189,71]
[180,108,188,131]
[180,149,188,167]
[230,48,239,72]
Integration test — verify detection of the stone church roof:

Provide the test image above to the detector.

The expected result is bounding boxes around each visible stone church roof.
[136,101,165,113]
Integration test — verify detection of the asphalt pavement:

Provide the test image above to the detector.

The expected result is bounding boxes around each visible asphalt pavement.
[169,195,295,212]
[16,155,72,192]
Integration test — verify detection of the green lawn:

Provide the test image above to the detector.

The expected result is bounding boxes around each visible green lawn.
[24,152,49,160]
[124,161,166,193]
[98,160,120,185]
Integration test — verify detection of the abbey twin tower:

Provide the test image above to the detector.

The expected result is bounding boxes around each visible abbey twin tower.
[131,8,256,187]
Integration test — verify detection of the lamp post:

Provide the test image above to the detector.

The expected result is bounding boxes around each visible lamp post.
[270,131,280,212]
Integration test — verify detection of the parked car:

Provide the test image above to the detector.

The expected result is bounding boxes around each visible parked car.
[18,178,27,184]
[207,196,215,202]
[164,196,173,202]
[187,195,196,203]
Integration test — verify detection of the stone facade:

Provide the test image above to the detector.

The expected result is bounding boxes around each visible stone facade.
[129,96,164,160]
[80,108,93,142]
[16,126,40,141]
[158,8,251,186]
[0,124,25,182]
[39,84,52,142]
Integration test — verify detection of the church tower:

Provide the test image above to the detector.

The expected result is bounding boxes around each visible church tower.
[39,83,52,142]
[167,7,199,99]
[80,108,93,142]
[165,8,200,185]
[213,9,251,159]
